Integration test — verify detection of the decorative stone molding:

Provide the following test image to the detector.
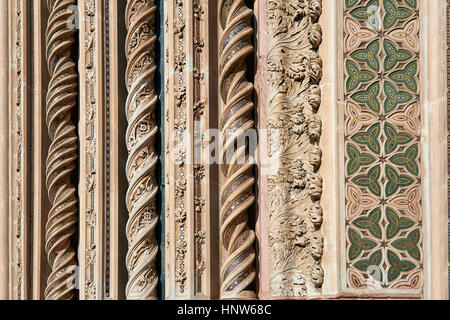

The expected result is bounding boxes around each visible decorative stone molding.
[44,0,79,300]
[3,0,58,300]
[78,0,124,300]
[125,0,159,300]
[266,0,324,297]
[447,0,450,297]
[11,0,26,300]
[192,0,210,298]
[31,0,54,299]
[79,0,99,300]
[164,0,190,298]
[165,0,218,299]
[0,1,9,300]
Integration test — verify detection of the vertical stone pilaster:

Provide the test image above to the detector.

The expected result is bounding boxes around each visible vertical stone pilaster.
[424,0,448,300]
[165,0,218,299]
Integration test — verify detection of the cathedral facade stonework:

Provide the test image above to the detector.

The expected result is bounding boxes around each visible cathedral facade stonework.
[0,0,448,300]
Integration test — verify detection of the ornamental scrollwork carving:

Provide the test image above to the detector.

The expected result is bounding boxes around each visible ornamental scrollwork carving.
[267,0,324,297]
[125,0,159,300]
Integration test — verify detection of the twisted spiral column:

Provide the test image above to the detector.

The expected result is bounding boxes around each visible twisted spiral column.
[45,0,79,300]
[219,0,256,299]
[124,0,159,300]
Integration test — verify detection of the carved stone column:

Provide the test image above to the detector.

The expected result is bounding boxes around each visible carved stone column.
[266,0,324,297]
[124,0,159,300]
[44,0,79,300]
[218,0,257,299]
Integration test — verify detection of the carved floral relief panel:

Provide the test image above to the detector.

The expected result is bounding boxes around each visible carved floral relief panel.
[344,0,423,290]
[266,0,324,297]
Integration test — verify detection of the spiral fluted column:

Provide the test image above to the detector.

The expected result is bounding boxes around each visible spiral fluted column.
[218,0,256,299]
[124,0,159,300]
[45,0,79,300]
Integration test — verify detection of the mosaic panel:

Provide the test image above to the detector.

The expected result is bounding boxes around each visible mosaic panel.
[344,0,423,290]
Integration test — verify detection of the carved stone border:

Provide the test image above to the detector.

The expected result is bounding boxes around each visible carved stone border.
[447,0,450,299]
[0,0,9,300]
[79,0,101,300]
[78,0,126,300]
[165,0,217,299]
[9,0,31,300]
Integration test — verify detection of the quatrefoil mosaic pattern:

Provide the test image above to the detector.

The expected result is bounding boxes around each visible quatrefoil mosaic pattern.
[344,0,422,290]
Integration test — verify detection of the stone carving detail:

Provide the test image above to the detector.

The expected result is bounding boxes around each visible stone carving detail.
[82,0,97,300]
[125,0,159,299]
[344,0,423,290]
[168,0,189,296]
[447,0,450,295]
[13,0,24,299]
[267,0,324,297]
[219,0,256,299]
[45,0,79,300]
[193,0,208,295]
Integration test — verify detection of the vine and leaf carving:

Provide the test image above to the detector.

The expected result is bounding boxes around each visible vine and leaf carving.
[267,0,324,297]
